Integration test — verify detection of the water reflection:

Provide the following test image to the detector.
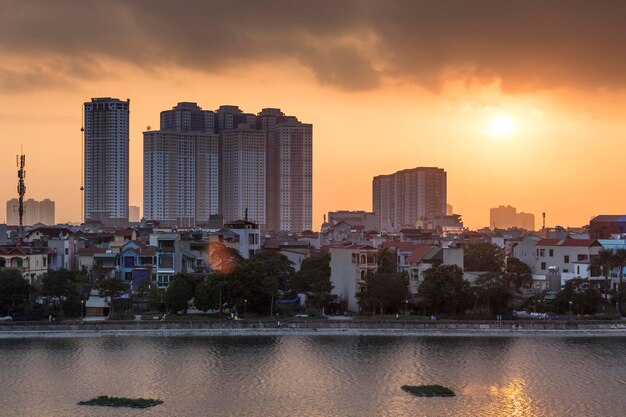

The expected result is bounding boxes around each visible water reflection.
[0,336,625,416]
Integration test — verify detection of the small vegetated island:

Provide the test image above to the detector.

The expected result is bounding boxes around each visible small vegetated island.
[401,384,455,397]
[78,396,163,408]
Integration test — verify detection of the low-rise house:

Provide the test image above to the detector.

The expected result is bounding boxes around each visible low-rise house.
[407,245,464,294]
[329,243,378,312]
[0,246,50,284]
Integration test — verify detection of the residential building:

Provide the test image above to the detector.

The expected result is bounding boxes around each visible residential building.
[328,211,377,231]
[143,130,219,227]
[0,246,49,284]
[160,102,215,134]
[221,125,266,228]
[6,198,55,226]
[373,167,447,233]
[589,215,626,239]
[329,243,378,312]
[407,245,464,294]
[84,97,130,227]
[489,205,535,230]
[224,220,261,259]
[266,118,312,233]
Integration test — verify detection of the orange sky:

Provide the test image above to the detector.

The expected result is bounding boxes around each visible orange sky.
[1,1,625,230]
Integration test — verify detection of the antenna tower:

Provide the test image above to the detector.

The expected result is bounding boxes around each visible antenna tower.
[16,151,26,238]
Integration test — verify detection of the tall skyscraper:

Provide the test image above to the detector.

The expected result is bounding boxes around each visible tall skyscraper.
[84,97,129,227]
[373,167,447,232]
[221,124,267,228]
[143,130,219,227]
[160,102,215,134]
[269,119,312,232]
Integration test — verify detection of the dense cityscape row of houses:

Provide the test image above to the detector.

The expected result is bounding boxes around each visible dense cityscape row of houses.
[0,214,624,314]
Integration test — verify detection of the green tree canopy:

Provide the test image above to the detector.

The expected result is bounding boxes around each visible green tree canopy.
[464,243,505,272]
[208,241,244,274]
[40,269,82,316]
[96,277,128,299]
[557,278,602,315]
[291,253,333,307]
[164,274,196,314]
[377,247,397,274]
[0,269,31,316]
[504,257,533,292]
[419,265,473,315]
[356,272,408,314]
[475,272,512,315]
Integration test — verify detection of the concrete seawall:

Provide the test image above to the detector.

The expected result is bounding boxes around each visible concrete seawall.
[2,320,626,338]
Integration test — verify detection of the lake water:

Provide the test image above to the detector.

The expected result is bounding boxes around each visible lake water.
[0,336,625,416]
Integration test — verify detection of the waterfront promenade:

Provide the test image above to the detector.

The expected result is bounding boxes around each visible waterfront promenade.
[2,319,626,338]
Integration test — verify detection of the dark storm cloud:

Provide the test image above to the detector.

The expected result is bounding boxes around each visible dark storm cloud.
[2,0,626,92]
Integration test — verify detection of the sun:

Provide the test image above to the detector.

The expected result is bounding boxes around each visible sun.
[485,114,515,138]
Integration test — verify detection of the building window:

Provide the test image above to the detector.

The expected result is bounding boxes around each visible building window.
[577,254,588,261]
[549,249,554,257]
[540,262,546,270]
[564,255,570,264]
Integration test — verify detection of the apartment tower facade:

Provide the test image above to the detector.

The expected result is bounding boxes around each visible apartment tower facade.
[84,97,129,226]
[373,167,447,232]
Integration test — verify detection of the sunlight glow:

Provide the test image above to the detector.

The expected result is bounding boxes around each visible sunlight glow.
[485,114,516,138]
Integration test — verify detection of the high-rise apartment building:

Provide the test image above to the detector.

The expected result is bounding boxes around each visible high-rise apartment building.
[144,130,219,228]
[160,102,215,134]
[263,113,312,233]
[6,198,55,226]
[84,97,129,226]
[221,124,267,228]
[144,102,312,233]
[490,205,535,230]
[373,167,447,232]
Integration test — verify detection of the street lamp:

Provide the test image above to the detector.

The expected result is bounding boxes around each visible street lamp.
[569,300,573,316]
[405,299,408,316]
[244,299,247,318]
[81,300,85,320]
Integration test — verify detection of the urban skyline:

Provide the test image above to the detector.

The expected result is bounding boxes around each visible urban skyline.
[3,3,626,229]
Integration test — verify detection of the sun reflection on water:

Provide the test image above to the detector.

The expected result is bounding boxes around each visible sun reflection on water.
[486,378,541,417]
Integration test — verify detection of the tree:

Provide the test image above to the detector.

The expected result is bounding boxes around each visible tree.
[557,278,602,315]
[475,272,512,315]
[377,247,397,273]
[590,249,613,291]
[419,265,473,315]
[247,250,295,291]
[164,274,196,314]
[96,277,128,299]
[464,243,505,272]
[357,272,409,314]
[292,254,333,308]
[208,241,244,274]
[504,257,533,292]
[0,269,31,316]
[613,248,626,314]
[96,277,129,318]
[40,269,82,317]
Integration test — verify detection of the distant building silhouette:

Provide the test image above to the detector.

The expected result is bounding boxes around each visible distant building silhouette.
[6,198,55,226]
[128,205,140,223]
[489,205,535,230]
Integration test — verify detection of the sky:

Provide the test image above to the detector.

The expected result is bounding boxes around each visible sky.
[1,0,626,230]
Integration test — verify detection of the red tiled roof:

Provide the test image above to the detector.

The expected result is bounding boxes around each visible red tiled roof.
[381,241,420,252]
[77,247,107,256]
[406,245,436,263]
